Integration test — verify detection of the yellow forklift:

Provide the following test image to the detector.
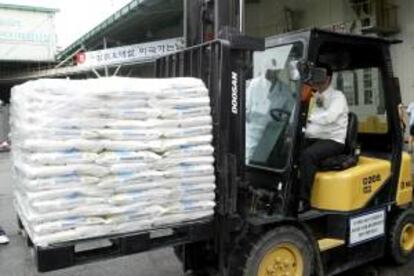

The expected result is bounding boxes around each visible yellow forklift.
[157,1,414,275]
[31,1,414,276]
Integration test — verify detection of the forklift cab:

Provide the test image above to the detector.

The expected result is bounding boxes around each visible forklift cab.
[157,28,414,276]
[245,29,412,215]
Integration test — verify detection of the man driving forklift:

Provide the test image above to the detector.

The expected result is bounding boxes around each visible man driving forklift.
[299,66,349,212]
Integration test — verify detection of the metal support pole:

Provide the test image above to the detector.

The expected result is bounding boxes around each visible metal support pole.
[112,65,122,77]
[92,68,102,78]
[183,0,189,46]
[103,37,109,77]
[240,0,245,33]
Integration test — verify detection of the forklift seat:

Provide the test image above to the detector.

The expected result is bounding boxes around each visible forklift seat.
[319,112,359,171]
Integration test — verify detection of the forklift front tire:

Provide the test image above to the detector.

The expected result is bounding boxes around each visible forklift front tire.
[388,208,414,265]
[238,226,313,276]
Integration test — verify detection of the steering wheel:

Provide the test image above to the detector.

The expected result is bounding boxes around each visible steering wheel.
[270,108,291,122]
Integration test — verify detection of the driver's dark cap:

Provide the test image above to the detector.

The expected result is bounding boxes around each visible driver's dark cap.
[320,64,333,77]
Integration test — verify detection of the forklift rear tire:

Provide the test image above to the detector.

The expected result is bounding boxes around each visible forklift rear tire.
[232,226,313,276]
[388,208,414,265]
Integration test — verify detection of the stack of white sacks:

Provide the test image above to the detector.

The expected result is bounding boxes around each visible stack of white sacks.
[11,77,216,246]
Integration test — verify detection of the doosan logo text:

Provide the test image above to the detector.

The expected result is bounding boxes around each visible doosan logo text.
[231,72,238,114]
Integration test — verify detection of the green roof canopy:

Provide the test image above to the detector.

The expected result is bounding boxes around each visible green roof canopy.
[0,3,59,13]
[57,0,183,60]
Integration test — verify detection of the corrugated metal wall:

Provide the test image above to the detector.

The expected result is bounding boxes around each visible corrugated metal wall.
[390,0,414,105]
[246,0,354,37]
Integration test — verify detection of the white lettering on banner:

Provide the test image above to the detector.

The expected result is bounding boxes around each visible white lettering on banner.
[349,209,385,245]
[78,37,185,67]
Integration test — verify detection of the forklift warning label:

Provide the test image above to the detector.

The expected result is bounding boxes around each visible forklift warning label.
[349,209,385,245]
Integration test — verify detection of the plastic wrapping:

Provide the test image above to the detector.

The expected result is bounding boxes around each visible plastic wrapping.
[11,77,215,246]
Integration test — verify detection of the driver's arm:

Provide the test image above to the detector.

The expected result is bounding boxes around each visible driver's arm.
[308,92,348,125]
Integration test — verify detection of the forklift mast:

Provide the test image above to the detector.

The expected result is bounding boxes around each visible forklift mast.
[184,0,244,47]
[156,39,260,276]
[158,3,263,274]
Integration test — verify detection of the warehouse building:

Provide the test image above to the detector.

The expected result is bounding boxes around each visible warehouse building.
[0,3,58,140]
[0,3,58,100]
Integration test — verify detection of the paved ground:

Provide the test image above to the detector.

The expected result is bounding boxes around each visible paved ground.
[0,152,413,276]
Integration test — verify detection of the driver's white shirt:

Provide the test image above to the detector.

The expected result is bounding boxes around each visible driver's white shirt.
[305,86,349,144]
[246,77,295,160]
